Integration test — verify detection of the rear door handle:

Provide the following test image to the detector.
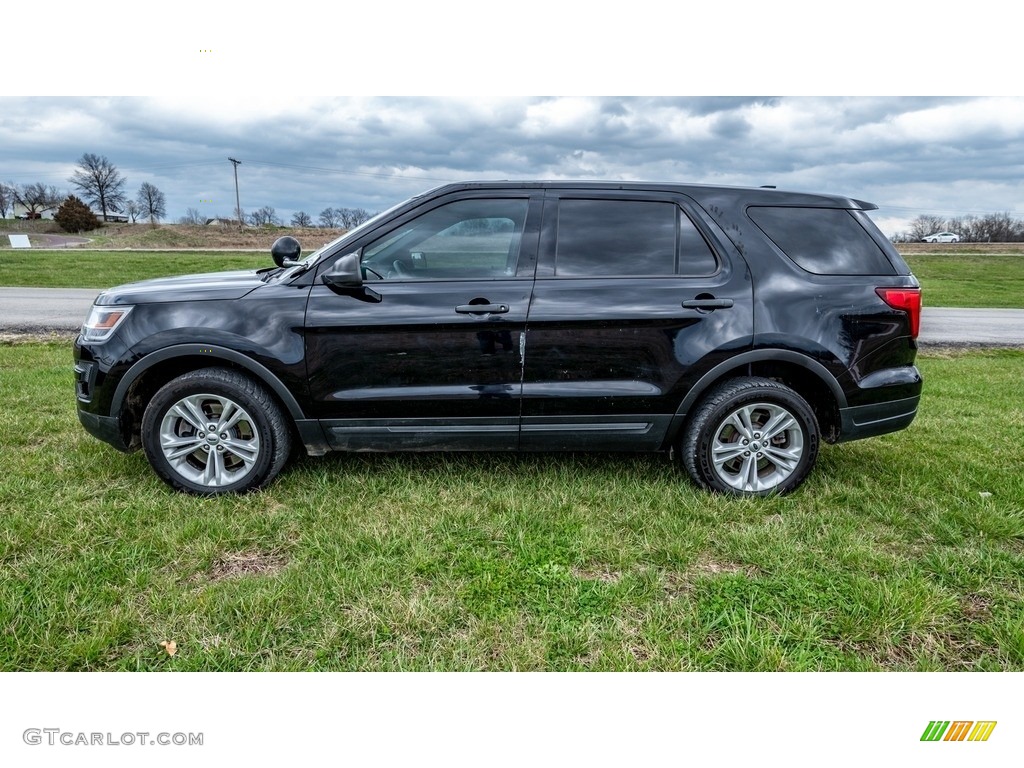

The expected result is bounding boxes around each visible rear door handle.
[455,303,509,314]
[682,298,734,310]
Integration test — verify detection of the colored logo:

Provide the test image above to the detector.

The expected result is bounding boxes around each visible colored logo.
[921,721,997,742]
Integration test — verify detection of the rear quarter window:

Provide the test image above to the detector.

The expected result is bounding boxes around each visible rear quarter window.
[747,206,897,276]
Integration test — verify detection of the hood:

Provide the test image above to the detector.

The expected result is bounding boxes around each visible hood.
[94,269,269,306]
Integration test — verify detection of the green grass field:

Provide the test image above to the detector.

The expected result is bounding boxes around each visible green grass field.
[2,342,1022,671]
[0,250,268,288]
[0,249,1021,308]
[903,252,1024,308]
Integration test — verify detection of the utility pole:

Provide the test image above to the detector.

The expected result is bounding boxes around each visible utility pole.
[228,158,242,228]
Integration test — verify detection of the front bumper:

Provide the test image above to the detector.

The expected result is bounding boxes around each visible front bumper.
[77,408,131,453]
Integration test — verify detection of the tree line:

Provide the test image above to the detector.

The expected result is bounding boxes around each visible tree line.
[2,153,376,233]
[892,213,1024,243]
[178,205,375,230]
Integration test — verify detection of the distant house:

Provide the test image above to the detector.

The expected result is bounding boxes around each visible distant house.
[12,203,55,220]
[9,202,128,222]
[205,218,237,226]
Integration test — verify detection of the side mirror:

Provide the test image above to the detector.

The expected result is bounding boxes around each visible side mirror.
[271,236,302,267]
[321,251,363,289]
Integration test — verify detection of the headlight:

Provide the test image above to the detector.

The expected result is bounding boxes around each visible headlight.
[81,305,133,342]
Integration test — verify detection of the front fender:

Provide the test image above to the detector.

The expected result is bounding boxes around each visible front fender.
[111,343,307,420]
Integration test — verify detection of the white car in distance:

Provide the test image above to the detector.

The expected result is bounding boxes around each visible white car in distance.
[922,232,960,243]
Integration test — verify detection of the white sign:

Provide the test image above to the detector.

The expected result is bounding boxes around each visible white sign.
[8,234,31,248]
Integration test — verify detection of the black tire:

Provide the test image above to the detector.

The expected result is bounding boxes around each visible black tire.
[141,367,292,495]
[681,377,819,496]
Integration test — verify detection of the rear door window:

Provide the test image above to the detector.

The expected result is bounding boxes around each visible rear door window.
[554,199,718,277]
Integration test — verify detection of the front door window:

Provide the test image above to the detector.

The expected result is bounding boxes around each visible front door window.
[362,198,528,280]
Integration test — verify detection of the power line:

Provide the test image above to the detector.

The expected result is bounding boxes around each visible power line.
[126,160,227,173]
[2,157,454,187]
[0,160,226,183]
[243,159,456,183]
[878,204,1024,218]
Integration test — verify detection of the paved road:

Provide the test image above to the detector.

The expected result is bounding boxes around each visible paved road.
[0,287,99,332]
[0,287,1021,345]
[919,308,1023,346]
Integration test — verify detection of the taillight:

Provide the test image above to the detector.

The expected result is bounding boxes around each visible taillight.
[875,287,922,338]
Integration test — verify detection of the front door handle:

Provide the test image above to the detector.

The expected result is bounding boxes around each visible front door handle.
[455,303,509,314]
[682,297,734,310]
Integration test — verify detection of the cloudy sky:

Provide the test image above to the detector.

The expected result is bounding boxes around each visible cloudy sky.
[4,96,1023,236]
[3,3,1020,237]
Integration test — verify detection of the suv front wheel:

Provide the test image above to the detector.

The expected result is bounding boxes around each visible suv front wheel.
[141,367,292,495]
[681,377,819,496]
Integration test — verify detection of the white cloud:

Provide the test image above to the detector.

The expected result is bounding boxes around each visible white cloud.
[522,98,601,136]
[3,96,1024,234]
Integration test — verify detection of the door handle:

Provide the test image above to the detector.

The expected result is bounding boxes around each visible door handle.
[682,297,734,310]
[455,303,509,314]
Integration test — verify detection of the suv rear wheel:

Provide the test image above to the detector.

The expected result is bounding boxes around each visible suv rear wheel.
[682,377,819,496]
[141,367,291,495]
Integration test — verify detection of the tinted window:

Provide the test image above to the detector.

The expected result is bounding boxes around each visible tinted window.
[748,206,896,275]
[678,209,718,276]
[556,200,676,276]
[554,200,717,277]
[362,198,528,280]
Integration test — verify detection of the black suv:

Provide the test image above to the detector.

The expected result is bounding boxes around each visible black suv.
[74,181,922,496]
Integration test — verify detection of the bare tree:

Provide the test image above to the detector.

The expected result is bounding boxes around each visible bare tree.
[248,205,281,227]
[946,215,967,241]
[179,207,205,225]
[123,200,140,223]
[69,153,127,221]
[944,213,1024,243]
[318,207,341,228]
[13,183,64,217]
[291,211,313,227]
[975,211,1020,242]
[136,182,167,224]
[908,214,947,241]
[0,182,14,218]
[338,207,373,229]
